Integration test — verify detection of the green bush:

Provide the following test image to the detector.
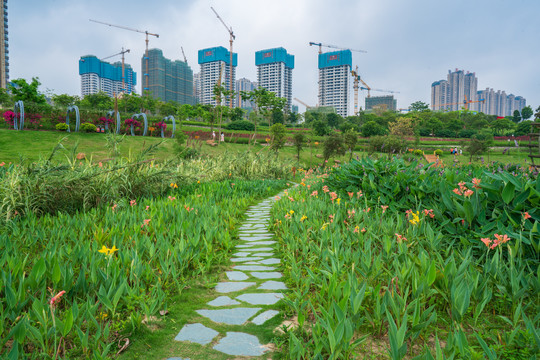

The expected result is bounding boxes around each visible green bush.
[434,149,443,157]
[368,135,408,153]
[413,149,423,156]
[55,123,69,131]
[80,122,97,133]
[226,120,255,131]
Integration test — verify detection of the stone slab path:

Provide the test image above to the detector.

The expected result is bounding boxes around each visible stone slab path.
[168,195,287,359]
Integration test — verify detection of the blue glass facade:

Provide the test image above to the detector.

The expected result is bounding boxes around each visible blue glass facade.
[318,50,352,69]
[198,46,237,66]
[79,55,136,85]
[255,47,294,69]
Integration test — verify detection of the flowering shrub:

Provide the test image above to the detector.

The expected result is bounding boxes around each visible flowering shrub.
[155,121,167,130]
[99,116,114,126]
[3,110,15,127]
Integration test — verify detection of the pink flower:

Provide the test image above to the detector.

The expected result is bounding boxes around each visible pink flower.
[141,219,151,228]
[472,178,481,189]
[49,290,66,307]
[322,185,330,193]
[381,205,389,213]
[145,205,150,210]
[288,196,295,202]
[329,192,337,202]
[0,162,6,166]
[168,196,176,201]
[348,192,354,198]
[361,228,366,233]
[423,209,435,218]
[395,233,407,243]
[464,189,474,197]
[523,212,531,220]
[480,238,491,248]
[363,207,371,213]
[453,188,463,196]
[130,200,136,206]
[357,191,363,198]
[111,204,118,211]
[353,226,359,233]
[310,191,318,197]
[98,162,103,168]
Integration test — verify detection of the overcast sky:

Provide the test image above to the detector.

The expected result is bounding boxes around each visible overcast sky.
[9,0,539,112]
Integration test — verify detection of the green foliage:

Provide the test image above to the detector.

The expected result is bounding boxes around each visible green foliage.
[52,94,79,108]
[322,132,346,162]
[368,135,408,154]
[312,119,330,136]
[361,120,387,137]
[0,178,287,357]
[270,123,287,152]
[226,120,255,131]
[9,77,49,106]
[466,138,489,162]
[413,149,423,156]
[79,122,97,133]
[292,132,306,162]
[55,123,69,131]
[326,113,342,129]
[76,92,113,111]
[520,106,533,121]
[343,129,359,161]
[434,149,443,157]
[272,109,285,124]
[515,121,533,137]
[409,101,430,112]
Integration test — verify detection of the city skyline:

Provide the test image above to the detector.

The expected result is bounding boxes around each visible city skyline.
[6,0,540,113]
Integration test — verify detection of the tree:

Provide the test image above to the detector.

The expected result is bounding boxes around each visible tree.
[491,117,515,135]
[0,88,11,107]
[118,92,144,113]
[521,106,533,121]
[52,94,78,108]
[513,110,522,123]
[272,109,285,124]
[535,106,540,121]
[322,132,346,164]
[326,113,342,128]
[343,129,358,161]
[9,77,48,105]
[230,107,244,122]
[270,123,287,153]
[389,117,415,136]
[292,132,305,163]
[465,138,489,162]
[158,101,178,116]
[409,101,429,112]
[515,121,533,137]
[361,120,386,137]
[312,119,330,136]
[77,92,113,111]
[288,112,299,124]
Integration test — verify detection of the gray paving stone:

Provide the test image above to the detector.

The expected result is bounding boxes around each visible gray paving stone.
[225,271,249,281]
[234,265,276,271]
[215,282,256,293]
[240,247,273,251]
[250,271,283,279]
[231,256,263,262]
[166,358,190,360]
[236,292,284,305]
[213,332,267,356]
[251,252,274,257]
[245,240,276,245]
[259,258,281,265]
[240,224,267,229]
[239,229,272,235]
[240,235,274,241]
[258,280,288,290]
[252,310,280,325]
[196,308,261,325]
[207,296,241,307]
[233,251,251,257]
[174,323,218,345]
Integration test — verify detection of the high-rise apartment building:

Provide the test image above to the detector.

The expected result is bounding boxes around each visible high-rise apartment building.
[432,69,477,111]
[318,50,352,117]
[79,55,136,97]
[193,72,201,104]
[236,77,257,109]
[255,47,294,111]
[0,0,9,89]
[432,69,526,116]
[144,49,193,104]
[198,46,237,106]
[476,88,526,116]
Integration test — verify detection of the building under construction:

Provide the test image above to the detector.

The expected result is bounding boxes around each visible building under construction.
[144,48,194,104]
[365,95,397,112]
[79,55,136,97]
[318,50,351,117]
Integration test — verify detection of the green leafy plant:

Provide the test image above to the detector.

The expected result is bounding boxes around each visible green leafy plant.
[55,123,69,131]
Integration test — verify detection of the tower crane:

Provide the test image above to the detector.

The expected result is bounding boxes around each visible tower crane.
[437,95,485,111]
[350,66,400,115]
[89,19,159,95]
[101,47,130,93]
[309,42,367,54]
[293,97,314,110]
[181,46,188,64]
[210,7,235,109]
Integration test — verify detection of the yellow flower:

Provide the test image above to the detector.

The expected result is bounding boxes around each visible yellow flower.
[98,245,118,256]
[289,210,294,214]
[301,215,307,222]
[197,180,200,184]
[336,198,341,205]
[409,211,420,225]
[321,223,328,230]
[170,183,178,189]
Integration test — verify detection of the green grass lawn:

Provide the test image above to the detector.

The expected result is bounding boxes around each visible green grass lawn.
[0,128,534,168]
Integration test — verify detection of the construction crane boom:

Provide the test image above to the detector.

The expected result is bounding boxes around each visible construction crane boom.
[181,46,187,64]
[90,19,159,95]
[293,97,313,110]
[309,41,367,54]
[211,7,235,109]
[361,87,400,94]
[438,95,485,110]
[101,48,130,93]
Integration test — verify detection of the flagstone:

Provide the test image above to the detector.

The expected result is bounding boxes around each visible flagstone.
[174,323,218,345]
[258,280,288,290]
[207,296,241,307]
[215,282,256,293]
[252,310,280,325]
[213,332,267,356]
[250,271,283,279]
[225,271,249,281]
[196,308,261,325]
[236,293,284,305]
[234,265,276,271]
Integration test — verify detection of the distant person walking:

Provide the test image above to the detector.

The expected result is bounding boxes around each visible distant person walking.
[220,132,225,142]
[212,131,216,141]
